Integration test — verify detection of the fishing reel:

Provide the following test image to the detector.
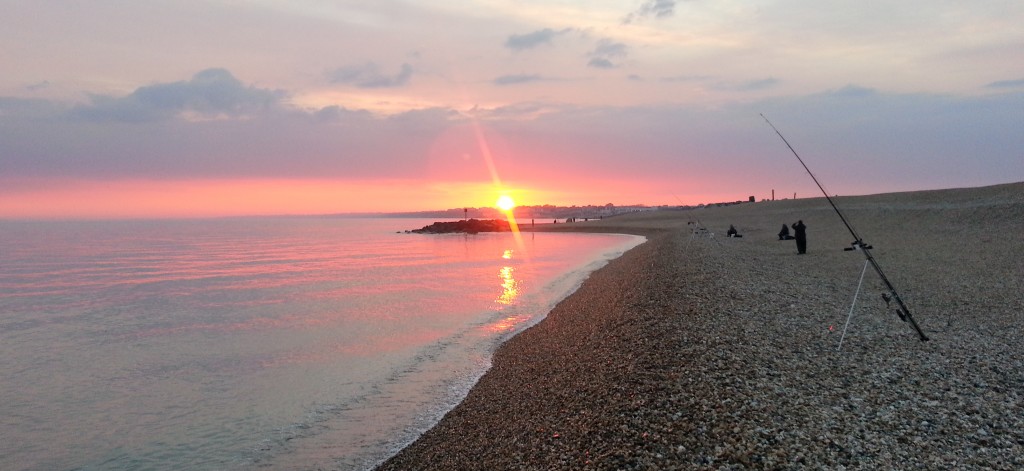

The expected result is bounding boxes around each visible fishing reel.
[843,240,873,251]
[881,293,908,322]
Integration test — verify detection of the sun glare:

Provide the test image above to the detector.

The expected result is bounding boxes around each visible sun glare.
[496,195,516,212]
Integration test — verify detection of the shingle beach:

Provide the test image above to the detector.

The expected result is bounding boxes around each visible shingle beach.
[376,182,1024,470]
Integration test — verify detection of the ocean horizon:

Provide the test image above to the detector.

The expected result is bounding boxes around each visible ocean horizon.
[0,217,644,470]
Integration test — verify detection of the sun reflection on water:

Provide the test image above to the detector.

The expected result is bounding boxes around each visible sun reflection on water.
[496,265,519,305]
[486,248,524,333]
[488,314,521,333]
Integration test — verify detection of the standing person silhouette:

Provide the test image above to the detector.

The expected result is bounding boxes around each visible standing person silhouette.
[792,220,807,254]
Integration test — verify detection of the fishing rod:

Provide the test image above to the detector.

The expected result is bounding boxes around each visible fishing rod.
[760,113,929,342]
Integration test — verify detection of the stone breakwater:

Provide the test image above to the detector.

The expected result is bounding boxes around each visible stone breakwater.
[377,182,1024,470]
[408,219,511,234]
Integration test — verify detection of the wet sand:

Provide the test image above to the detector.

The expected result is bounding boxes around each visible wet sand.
[376,182,1024,470]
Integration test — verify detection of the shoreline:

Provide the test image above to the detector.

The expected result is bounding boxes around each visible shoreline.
[376,182,1024,469]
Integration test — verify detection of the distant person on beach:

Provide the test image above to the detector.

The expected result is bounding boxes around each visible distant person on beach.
[778,224,793,240]
[792,220,807,254]
[727,225,740,237]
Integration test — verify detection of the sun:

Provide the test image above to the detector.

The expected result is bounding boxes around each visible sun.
[496,195,516,212]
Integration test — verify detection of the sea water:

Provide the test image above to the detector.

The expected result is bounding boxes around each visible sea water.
[0,217,644,471]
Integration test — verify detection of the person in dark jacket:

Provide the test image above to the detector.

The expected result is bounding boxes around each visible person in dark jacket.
[792,220,807,254]
[778,224,792,240]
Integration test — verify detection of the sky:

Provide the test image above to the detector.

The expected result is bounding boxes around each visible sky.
[2,0,1022,218]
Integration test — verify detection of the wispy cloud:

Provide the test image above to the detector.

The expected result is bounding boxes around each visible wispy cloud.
[660,75,713,83]
[0,96,64,118]
[825,85,878,98]
[985,78,1024,89]
[504,28,573,51]
[327,62,413,88]
[493,74,545,85]
[26,80,50,92]
[587,39,628,69]
[70,68,283,122]
[711,77,780,91]
[623,0,677,24]
[313,105,374,123]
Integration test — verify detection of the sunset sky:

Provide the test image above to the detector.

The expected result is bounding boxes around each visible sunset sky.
[2,0,1022,218]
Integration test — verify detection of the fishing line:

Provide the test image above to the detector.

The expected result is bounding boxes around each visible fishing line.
[760,114,929,342]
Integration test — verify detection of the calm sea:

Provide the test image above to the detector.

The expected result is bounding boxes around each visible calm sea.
[0,217,644,471]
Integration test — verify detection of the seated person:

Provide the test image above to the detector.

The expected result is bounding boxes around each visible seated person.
[727,225,740,237]
[778,224,794,240]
